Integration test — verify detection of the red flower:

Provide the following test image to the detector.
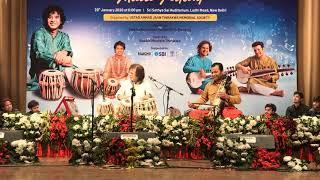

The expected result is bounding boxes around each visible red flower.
[252,148,281,170]
[49,115,68,141]
[0,142,10,165]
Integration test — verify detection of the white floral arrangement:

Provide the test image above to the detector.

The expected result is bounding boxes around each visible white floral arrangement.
[15,113,50,141]
[212,136,254,167]
[160,116,192,147]
[96,115,119,133]
[135,115,161,133]
[290,116,320,147]
[283,156,308,171]
[70,138,93,165]
[217,115,267,135]
[10,139,38,163]
[70,115,92,139]
[2,112,24,130]
[136,138,164,167]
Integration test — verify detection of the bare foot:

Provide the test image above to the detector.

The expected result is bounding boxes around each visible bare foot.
[238,86,251,93]
[270,90,284,97]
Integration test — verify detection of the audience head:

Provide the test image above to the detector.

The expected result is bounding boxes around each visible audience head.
[0,98,13,113]
[312,96,320,110]
[27,100,40,113]
[293,91,304,104]
[264,103,277,115]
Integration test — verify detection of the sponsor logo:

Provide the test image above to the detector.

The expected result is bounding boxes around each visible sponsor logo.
[153,51,167,56]
[138,52,151,56]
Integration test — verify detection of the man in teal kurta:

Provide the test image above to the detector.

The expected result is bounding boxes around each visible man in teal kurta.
[183,40,213,94]
[29,27,73,78]
[28,5,75,90]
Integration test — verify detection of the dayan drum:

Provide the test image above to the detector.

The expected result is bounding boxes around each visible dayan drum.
[104,78,120,98]
[70,68,102,98]
[117,99,133,115]
[96,99,114,116]
[38,69,65,100]
[135,98,158,116]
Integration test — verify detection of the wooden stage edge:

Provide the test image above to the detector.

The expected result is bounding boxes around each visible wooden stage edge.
[1,158,320,171]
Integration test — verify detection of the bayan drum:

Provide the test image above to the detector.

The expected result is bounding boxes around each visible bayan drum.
[70,68,102,98]
[117,99,133,115]
[38,69,65,100]
[104,78,120,98]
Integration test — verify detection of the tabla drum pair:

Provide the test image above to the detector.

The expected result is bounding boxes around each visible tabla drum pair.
[70,68,102,98]
[38,69,65,100]
[116,98,158,116]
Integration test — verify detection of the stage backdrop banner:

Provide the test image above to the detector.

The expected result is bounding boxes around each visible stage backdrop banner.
[26,0,297,116]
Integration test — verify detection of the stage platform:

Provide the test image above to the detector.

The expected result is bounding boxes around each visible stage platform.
[1,158,320,180]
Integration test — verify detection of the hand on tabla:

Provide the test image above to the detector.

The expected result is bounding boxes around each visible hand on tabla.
[61,56,73,66]
[54,50,69,65]
[118,94,130,101]
[187,101,198,109]
[142,95,151,101]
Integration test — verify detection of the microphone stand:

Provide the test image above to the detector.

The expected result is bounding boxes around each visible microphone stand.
[90,78,96,144]
[130,83,136,132]
[149,76,183,114]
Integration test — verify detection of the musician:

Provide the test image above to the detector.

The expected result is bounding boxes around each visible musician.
[183,40,213,94]
[103,41,131,82]
[116,64,153,102]
[235,41,284,97]
[309,96,320,116]
[28,5,75,90]
[285,91,310,118]
[27,100,40,114]
[188,63,241,117]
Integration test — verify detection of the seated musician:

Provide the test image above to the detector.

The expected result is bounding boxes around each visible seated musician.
[116,64,153,102]
[183,40,213,94]
[28,5,76,90]
[103,41,131,82]
[188,63,241,119]
[235,41,284,97]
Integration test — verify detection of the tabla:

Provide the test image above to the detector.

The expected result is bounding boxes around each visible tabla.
[117,99,133,115]
[135,98,158,116]
[38,69,65,100]
[70,68,102,98]
[104,78,120,98]
[96,99,114,116]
